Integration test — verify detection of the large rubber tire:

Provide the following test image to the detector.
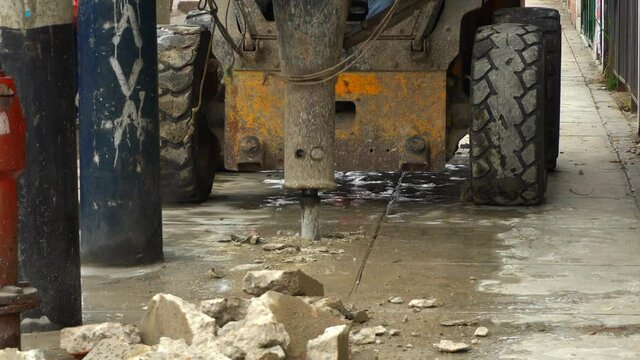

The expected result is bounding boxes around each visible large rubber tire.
[494,8,561,171]
[470,24,548,206]
[158,26,218,203]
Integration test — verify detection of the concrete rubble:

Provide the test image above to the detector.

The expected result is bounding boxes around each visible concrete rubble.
[243,270,325,296]
[306,325,349,360]
[408,298,437,309]
[54,271,366,360]
[83,338,150,360]
[0,349,45,360]
[60,322,142,356]
[200,297,250,327]
[474,326,489,337]
[139,293,217,346]
[433,340,471,353]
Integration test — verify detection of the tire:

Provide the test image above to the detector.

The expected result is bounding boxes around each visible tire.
[470,24,548,205]
[158,25,218,203]
[494,7,561,171]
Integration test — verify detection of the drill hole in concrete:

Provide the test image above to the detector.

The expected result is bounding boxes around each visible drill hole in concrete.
[295,149,305,158]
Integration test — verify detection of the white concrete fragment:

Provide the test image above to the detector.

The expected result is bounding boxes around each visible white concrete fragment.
[389,329,400,336]
[243,270,324,296]
[139,293,216,346]
[306,325,350,360]
[408,298,437,308]
[84,338,150,360]
[387,297,404,304]
[0,349,45,360]
[433,340,471,353]
[372,326,387,336]
[216,291,347,360]
[262,243,298,252]
[60,322,142,356]
[349,328,376,345]
[247,345,286,360]
[200,297,250,327]
[303,297,350,318]
[474,326,489,337]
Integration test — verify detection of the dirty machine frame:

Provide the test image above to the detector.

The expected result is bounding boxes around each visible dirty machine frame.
[157,0,561,207]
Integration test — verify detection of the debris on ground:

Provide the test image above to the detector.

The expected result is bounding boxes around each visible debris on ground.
[372,325,387,336]
[230,233,264,245]
[306,325,350,360]
[408,298,437,308]
[139,293,217,346]
[200,297,249,327]
[208,268,225,279]
[55,269,481,359]
[243,270,325,296]
[474,326,490,337]
[59,322,142,357]
[349,327,377,345]
[433,339,471,353]
[262,243,300,252]
[439,318,479,327]
[83,338,150,360]
[0,349,45,360]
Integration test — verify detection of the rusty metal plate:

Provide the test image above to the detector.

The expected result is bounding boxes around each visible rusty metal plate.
[224,70,447,172]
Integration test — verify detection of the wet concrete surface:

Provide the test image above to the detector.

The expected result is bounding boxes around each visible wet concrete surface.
[23,0,640,358]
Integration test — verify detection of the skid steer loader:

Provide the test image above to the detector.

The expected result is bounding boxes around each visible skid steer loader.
[157,0,561,206]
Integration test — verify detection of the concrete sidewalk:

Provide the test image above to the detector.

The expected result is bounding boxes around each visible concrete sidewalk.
[24,0,640,358]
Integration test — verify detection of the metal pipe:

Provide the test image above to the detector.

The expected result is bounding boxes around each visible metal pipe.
[78,0,163,266]
[301,190,321,241]
[272,0,349,240]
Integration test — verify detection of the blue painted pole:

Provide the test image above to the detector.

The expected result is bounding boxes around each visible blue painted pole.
[78,0,163,266]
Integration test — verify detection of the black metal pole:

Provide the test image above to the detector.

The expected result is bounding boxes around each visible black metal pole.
[78,0,163,266]
[0,1,82,327]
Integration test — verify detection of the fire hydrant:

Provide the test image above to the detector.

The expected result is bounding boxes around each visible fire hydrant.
[0,63,38,349]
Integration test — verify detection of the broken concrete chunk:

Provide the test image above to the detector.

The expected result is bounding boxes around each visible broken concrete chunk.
[247,345,286,360]
[218,291,347,360]
[139,293,216,346]
[349,328,377,345]
[439,319,479,327]
[215,322,288,359]
[84,338,150,360]
[387,296,404,304]
[408,298,437,308]
[60,322,142,356]
[243,270,324,296]
[372,326,387,336]
[0,349,45,360]
[200,297,250,327]
[433,340,471,353]
[307,325,349,360]
[351,349,378,360]
[474,326,489,337]
[306,297,350,319]
[262,243,299,252]
[389,329,400,336]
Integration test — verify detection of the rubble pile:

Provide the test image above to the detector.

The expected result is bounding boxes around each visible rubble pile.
[56,270,369,360]
[50,268,488,359]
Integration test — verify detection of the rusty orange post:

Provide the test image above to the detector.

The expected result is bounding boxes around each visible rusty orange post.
[0,65,37,349]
